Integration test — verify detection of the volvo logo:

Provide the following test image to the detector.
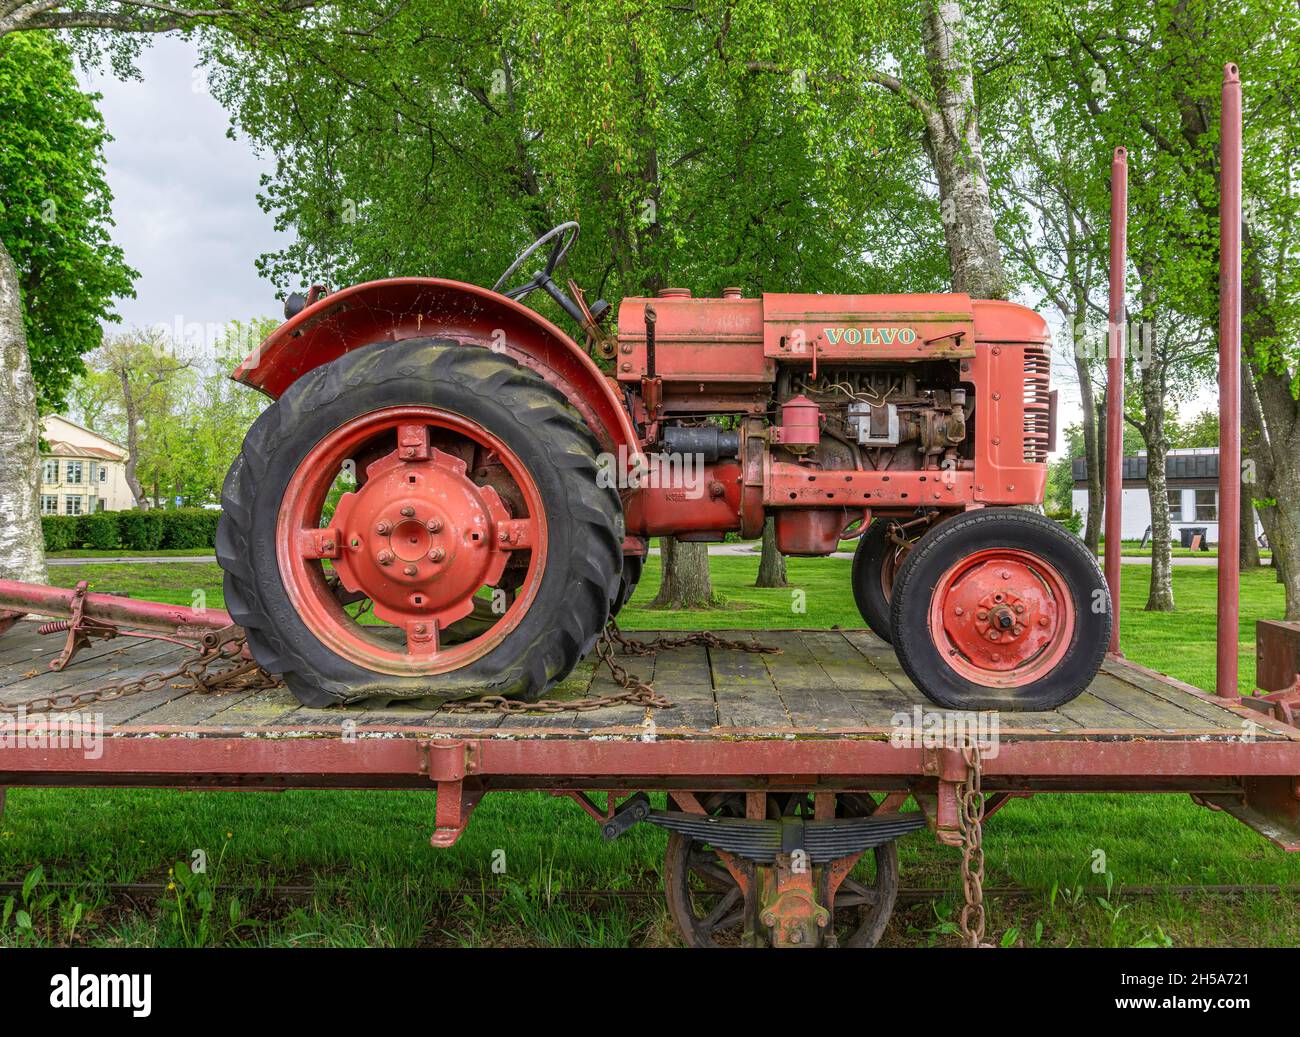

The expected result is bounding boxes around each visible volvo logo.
[823,326,918,346]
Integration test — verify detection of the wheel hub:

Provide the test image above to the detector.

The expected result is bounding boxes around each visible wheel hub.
[331,447,516,637]
[935,552,1072,681]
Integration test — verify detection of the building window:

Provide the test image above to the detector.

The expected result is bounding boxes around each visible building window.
[64,495,82,516]
[1167,488,1184,521]
[42,459,59,483]
[87,461,97,483]
[96,498,107,513]
[99,466,108,482]
[1195,489,1218,521]
[41,494,59,515]
[65,461,83,484]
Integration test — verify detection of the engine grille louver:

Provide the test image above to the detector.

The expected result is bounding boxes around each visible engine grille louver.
[1022,343,1051,464]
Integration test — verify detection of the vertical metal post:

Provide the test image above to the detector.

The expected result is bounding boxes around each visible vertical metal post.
[1105,147,1128,655]
[1217,63,1243,699]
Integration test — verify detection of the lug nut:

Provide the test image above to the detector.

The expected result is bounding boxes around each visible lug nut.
[376,521,392,535]
[403,564,418,576]
[427,518,443,533]
[977,610,988,621]
[400,506,416,518]
[953,606,964,616]
[377,550,394,566]
[429,548,445,562]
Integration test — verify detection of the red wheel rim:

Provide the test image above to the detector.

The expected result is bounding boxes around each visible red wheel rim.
[276,406,548,675]
[927,548,1075,688]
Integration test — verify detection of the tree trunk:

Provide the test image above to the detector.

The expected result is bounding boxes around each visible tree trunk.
[919,1,1010,300]
[1240,480,1260,568]
[1096,392,1110,554]
[1241,249,1300,617]
[0,239,46,583]
[1138,380,1174,610]
[1075,324,1103,557]
[117,365,147,508]
[755,518,787,588]
[651,537,716,608]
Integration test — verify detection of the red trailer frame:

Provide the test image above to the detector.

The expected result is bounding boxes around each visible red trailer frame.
[1,64,1297,950]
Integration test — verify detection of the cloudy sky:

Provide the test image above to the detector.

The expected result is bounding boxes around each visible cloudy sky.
[79,36,287,339]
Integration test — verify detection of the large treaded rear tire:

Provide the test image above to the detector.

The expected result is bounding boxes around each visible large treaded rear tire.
[889,508,1110,711]
[217,339,623,706]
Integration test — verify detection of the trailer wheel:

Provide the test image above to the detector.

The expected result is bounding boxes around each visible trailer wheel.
[890,508,1110,711]
[663,792,899,948]
[218,339,623,706]
[850,520,912,645]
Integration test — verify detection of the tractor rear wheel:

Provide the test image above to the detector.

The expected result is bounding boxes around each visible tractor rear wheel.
[218,339,623,706]
[889,509,1109,711]
[850,520,911,645]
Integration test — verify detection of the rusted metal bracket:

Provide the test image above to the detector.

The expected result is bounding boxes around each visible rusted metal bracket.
[759,853,828,947]
[918,746,972,846]
[45,582,119,671]
[425,740,483,847]
[1199,776,1300,852]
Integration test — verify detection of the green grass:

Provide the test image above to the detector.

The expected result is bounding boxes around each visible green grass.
[2,557,1297,947]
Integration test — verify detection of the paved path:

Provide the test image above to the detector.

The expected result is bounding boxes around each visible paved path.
[49,549,1224,566]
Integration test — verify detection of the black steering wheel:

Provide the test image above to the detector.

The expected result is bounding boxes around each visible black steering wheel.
[494,222,581,301]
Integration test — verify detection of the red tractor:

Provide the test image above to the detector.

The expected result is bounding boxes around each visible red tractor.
[219,222,1109,711]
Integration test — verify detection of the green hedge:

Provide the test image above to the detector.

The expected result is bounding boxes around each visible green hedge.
[41,515,80,552]
[77,511,120,550]
[116,510,165,551]
[159,509,221,550]
[41,508,220,552]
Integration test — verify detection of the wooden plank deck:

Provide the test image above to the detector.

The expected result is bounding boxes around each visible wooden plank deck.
[0,622,1295,743]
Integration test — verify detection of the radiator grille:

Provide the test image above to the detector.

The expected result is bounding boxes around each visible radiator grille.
[1023,344,1051,464]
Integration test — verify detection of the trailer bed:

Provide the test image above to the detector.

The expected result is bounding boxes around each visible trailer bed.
[0,621,1286,734]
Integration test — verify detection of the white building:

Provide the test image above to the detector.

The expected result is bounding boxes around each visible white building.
[1071,447,1261,546]
[39,415,135,514]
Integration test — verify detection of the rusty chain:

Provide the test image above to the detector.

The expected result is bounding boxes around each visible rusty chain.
[957,739,989,948]
[5,631,282,715]
[440,618,781,714]
[8,615,781,718]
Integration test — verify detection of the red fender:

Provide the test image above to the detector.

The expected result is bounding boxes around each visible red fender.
[232,278,641,459]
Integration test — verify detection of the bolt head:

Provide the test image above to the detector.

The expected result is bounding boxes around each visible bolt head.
[403,564,418,576]
[377,550,394,565]
[400,506,416,518]
[427,518,443,533]
[429,548,445,563]
[376,521,391,535]
[954,606,964,616]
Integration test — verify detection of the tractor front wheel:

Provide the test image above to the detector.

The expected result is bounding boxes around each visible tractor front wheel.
[850,520,913,645]
[217,339,623,706]
[889,509,1110,711]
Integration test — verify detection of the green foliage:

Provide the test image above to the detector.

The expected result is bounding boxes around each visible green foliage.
[203,0,949,315]
[158,508,220,550]
[116,509,165,551]
[40,515,79,552]
[0,33,135,410]
[76,510,120,550]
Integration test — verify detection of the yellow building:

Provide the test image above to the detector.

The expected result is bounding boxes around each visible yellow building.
[39,415,135,515]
